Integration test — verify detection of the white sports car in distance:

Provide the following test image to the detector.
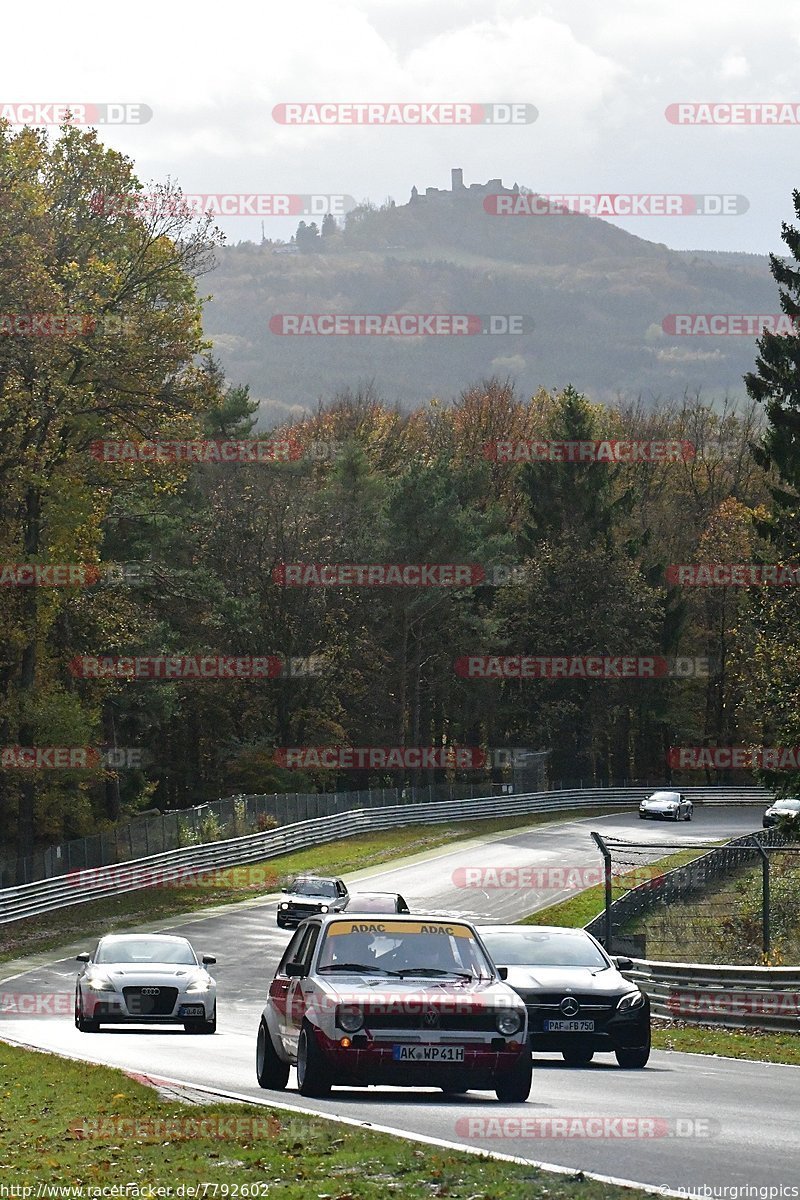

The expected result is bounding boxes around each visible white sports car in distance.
[638,790,693,821]
[75,933,217,1033]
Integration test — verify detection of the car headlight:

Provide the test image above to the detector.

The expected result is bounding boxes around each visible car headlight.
[337,1004,364,1033]
[280,902,289,910]
[617,991,645,1012]
[319,905,329,913]
[496,1008,524,1036]
[186,977,212,993]
[84,976,115,992]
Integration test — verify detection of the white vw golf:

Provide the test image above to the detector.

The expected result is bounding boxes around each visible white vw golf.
[74,933,217,1033]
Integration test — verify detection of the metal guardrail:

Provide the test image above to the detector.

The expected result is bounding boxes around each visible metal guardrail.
[0,785,767,926]
[623,959,800,1032]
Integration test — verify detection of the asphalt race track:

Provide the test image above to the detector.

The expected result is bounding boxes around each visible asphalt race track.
[2,804,797,1194]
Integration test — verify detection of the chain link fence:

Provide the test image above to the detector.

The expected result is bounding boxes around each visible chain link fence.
[587,828,800,964]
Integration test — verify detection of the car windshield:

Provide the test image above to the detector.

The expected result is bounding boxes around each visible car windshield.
[292,879,337,897]
[94,937,197,965]
[317,921,492,977]
[481,930,609,969]
[647,793,678,802]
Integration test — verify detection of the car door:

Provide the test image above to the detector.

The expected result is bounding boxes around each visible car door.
[284,923,322,1054]
[269,927,308,1045]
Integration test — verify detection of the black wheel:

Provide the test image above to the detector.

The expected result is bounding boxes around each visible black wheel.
[615,1042,651,1068]
[638,812,646,819]
[494,1051,533,1102]
[256,1018,290,1089]
[185,1006,216,1034]
[75,992,99,1033]
[562,1046,594,1067]
[297,1021,332,1097]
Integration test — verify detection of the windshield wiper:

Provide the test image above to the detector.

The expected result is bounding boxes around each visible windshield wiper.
[395,968,474,979]
[318,963,401,975]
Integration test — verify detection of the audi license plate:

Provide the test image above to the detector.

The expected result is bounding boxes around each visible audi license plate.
[543,1019,595,1032]
[392,1045,465,1062]
[179,1005,205,1017]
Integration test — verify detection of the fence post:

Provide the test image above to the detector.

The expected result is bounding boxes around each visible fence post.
[591,831,613,953]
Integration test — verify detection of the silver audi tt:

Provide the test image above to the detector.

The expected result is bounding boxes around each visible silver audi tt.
[74,932,217,1033]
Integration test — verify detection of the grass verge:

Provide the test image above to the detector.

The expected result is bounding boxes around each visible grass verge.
[1,807,623,967]
[651,1021,800,1066]
[0,1040,645,1197]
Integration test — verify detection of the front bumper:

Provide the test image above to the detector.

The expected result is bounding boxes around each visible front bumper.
[82,990,212,1024]
[313,1028,527,1087]
[526,1005,649,1052]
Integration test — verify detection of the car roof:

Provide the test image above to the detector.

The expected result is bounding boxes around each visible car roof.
[477,924,590,936]
[348,891,401,898]
[313,912,476,928]
[98,932,190,941]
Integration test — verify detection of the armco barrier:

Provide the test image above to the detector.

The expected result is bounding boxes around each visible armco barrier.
[622,959,800,1032]
[0,785,767,925]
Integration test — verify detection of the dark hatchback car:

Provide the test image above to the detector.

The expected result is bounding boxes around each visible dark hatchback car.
[480,924,651,1068]
[277,876,349,928]
[344,891,409,914]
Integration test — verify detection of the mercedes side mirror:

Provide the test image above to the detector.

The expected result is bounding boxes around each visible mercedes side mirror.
[613,956,633,970]
[202,955,216,965]
[497,966,509,980]
[285,961,305,977]
[76,952,90,962]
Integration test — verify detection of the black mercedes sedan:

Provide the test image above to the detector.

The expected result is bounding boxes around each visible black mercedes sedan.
[479,924,651,1068]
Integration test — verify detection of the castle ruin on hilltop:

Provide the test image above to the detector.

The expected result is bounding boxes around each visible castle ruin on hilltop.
[409,168,519,203]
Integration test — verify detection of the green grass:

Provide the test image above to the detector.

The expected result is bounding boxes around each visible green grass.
[652,1021,800,1066]
[0,808,624,967]
[0,1040,646,1197]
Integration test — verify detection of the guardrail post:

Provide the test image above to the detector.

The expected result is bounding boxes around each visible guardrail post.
[591,831,613,952]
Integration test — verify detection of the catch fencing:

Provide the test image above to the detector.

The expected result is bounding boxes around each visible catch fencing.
[0,785,766,925]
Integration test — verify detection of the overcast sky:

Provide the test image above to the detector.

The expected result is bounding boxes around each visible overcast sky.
[5,0,800,254]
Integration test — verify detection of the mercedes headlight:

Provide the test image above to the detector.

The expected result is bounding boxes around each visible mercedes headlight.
[84,975,115,992]
[496,1008,524,1036]
[186,976,212,993]
[337,1004,364,1033]
[280,902,289,910]
[319,905,329,913]
[617,991,645,1012]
